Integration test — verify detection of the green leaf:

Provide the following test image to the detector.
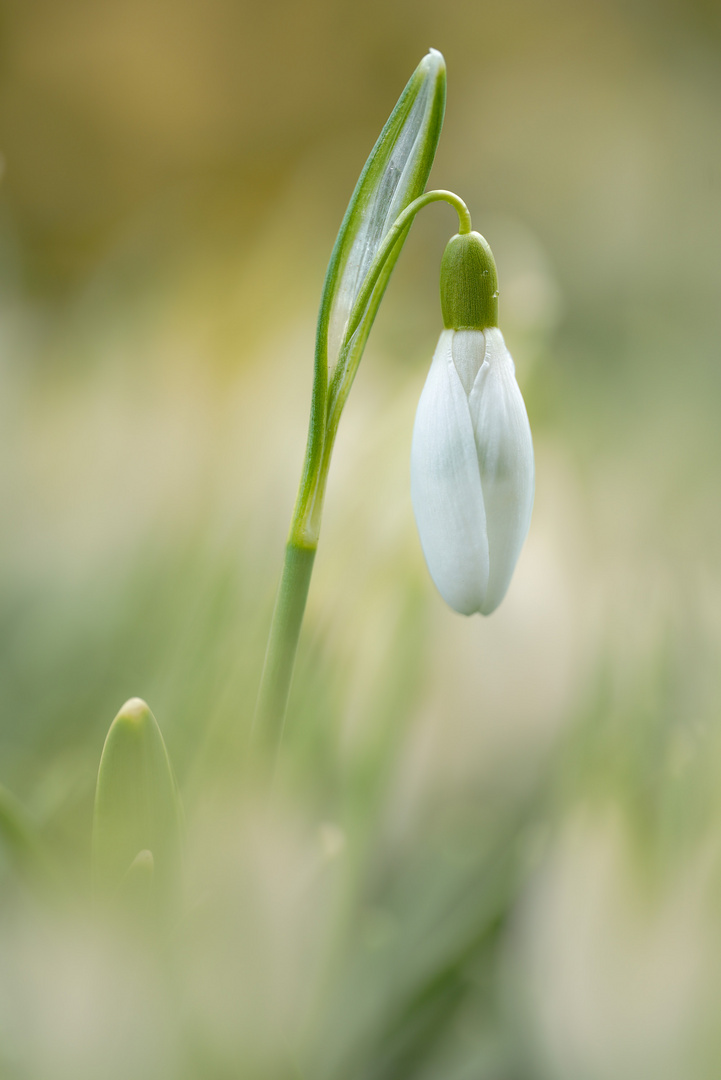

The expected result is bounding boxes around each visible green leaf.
[293,51,447,546]
[92,698,182,914]
[320,49,446,380]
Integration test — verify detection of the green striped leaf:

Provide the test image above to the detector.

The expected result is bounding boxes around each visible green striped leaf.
[320,50,446,379]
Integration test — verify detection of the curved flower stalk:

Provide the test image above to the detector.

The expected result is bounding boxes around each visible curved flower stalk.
[254,51,449,757]
[411,232,534,615]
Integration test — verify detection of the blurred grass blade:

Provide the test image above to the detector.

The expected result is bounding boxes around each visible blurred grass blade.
[321,49,446,375]
[0,783,55,889]
[92,698,182,913]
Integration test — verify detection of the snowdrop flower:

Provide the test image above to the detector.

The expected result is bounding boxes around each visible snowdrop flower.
[411,231,534,615]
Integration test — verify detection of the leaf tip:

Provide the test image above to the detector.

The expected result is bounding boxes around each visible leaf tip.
[423,48,446,75]
[115,697,152,727]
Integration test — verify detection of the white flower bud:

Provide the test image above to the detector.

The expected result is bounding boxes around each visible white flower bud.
[410,325,534,616]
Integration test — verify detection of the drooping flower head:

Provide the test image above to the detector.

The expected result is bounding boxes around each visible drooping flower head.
[411,231,534,615]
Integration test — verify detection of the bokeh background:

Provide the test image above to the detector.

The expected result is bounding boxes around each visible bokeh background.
[2,0,721,1076]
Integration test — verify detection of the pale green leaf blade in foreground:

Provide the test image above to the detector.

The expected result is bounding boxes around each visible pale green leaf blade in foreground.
[0,783,55,889]
[320,49,446,374]
[92,697,182,912]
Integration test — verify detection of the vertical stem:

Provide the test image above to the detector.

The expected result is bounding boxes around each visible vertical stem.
[252,190,471,767]
[252,542,316,759]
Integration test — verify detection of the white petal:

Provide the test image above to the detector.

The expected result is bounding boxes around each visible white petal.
[411,330,489,615]
[450,328,486,396]
[468,327,534,614]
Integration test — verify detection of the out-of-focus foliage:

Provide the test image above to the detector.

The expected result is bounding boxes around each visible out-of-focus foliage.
[1,0,721,1076]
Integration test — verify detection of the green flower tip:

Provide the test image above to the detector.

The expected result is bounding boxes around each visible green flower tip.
[440,231,499,331]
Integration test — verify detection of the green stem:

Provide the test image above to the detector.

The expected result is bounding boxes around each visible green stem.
[253,189,471,762]
[252,543,316,758]
[294,190,471,548]
[330,190,470,434]
[320,190,471,496]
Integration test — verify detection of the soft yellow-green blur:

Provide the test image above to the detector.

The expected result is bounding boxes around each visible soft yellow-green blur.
[1,0,721,1076]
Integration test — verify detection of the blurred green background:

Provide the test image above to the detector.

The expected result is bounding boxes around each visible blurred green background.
[2,0,721,1077]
